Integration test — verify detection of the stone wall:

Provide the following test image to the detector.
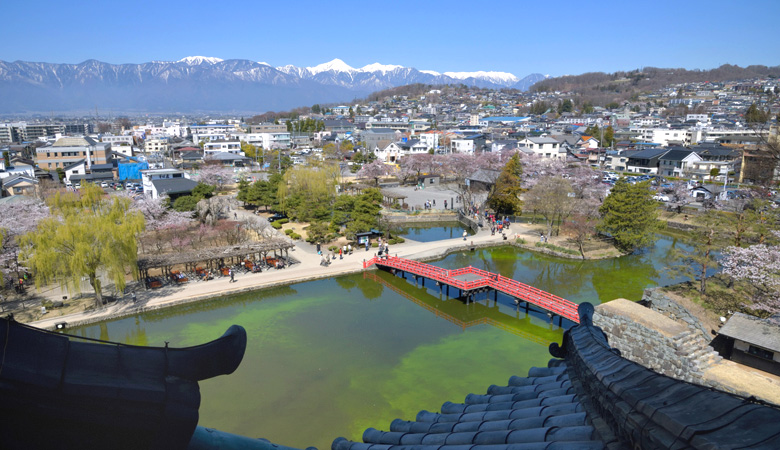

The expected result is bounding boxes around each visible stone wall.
[381,213,459,223]
[594,299,721,384]
[666,220,699,231]
[642,287,711,342]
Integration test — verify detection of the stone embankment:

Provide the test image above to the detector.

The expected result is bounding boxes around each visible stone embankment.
[594,298,780,405]
[643,287,711,341]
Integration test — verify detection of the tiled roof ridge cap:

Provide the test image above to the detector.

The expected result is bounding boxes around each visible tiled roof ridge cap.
[560,302,780,449]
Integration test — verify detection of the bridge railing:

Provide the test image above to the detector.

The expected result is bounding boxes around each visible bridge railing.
[367,257,579,323]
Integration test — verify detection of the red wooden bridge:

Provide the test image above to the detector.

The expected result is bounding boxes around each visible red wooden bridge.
[364,256,579,324]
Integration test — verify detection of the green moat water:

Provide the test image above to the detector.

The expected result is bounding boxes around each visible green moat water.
[398,221,475,242]
[68,236,701,449]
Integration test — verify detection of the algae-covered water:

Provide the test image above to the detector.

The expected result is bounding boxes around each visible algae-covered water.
[67,235,704,449]
[397,221,475,242]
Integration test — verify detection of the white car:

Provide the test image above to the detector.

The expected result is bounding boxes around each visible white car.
[653,194,669,202]
[101,182,109,188]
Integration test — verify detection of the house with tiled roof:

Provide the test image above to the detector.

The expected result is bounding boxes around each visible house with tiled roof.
[1,174,37,197]
[518,137,565,160]
[658,148,702,177]
[575,135,599,149]
[626,148,670,174]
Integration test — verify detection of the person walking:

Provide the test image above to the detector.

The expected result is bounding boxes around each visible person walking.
[131,292,137,303]
[339,247,343,259]
[365,240,370,251]
[463,230,468,241]
[444,200,447,209]
[229,268,235,283]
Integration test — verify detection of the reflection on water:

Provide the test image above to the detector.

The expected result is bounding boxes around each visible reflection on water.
[66,235,702,449]
[398,221,474,242]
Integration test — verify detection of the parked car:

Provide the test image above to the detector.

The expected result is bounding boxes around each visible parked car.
[653,194,670,202]
[268,213,287,222]
[100,182,109,188]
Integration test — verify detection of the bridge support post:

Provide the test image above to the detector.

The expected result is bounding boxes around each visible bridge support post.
[446,285,449,297]
[421,278,424,288]
[493,290,498,301]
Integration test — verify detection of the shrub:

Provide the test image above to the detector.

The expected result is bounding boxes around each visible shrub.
[328,245,338,252]
[271,221,282,230]
[515,238,527,245]
[276,218,289,225]
[284,229,293,235]
[290,233,301,240]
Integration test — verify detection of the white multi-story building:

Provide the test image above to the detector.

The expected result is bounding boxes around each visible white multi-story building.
[189,124,239,136]
[101,135,135,146]
[450,138,475,154]
[203,140,242,155]
[145,138,170,154]
[231,132,290,149]
[418,131,441,151]
[518,137,565,160]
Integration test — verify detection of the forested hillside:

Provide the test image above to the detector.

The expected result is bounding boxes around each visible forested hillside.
[531,64,780,106]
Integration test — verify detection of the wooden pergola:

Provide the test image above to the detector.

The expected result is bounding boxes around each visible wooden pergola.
[137,239,296,280]
[380,189,407,207]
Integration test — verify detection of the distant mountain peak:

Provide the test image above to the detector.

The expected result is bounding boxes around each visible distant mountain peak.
[177,56,224,65]
[443,70,519,84]
[307,58,355,74]
[360,62,404,73]
[0,57,541,114]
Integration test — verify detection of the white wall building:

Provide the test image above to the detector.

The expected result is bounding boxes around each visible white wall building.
[203,140,242,155]
[518,137,565,160]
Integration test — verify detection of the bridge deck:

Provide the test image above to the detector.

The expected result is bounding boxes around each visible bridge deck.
[364,256,579,323]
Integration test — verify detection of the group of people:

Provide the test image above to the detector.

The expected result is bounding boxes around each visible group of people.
[318,244,354,265]
[377,239,391,259]
[423,199,436,210]
[487,214,511,236]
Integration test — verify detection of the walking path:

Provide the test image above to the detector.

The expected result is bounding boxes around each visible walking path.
[29,222,531,330]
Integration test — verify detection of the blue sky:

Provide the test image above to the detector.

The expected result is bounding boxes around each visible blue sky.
[2,0,778,78]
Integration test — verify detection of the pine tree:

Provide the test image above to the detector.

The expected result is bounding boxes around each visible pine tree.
[488,153,523,214]
[598,179,659,252]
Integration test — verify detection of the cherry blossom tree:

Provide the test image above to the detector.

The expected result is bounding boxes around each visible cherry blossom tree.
[357,160,395,186]
[668,181,692,214]
[721,231,780,318]
[132,195,193,232]
[398,154,434,183]
[131,195,194,254]
[519,154,565,189]
[0,199,50,283]
[196,162,233,191]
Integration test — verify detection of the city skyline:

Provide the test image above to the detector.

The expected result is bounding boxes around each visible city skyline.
[2,0,779,78]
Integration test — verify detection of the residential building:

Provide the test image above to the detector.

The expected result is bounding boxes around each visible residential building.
[1,175,38,197]
[658,149,703,178]
[625,148,669,174]
[140,168,196,200]
[145,138,170,154]
[203,140,242,155]
[363,129,398,152]
[518,137,564,160]
[249,123,287,134]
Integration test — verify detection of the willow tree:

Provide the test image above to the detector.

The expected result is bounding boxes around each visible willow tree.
[21,184,145,307]
[278,164,340,222]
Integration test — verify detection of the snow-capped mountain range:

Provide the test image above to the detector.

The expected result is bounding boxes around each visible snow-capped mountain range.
[0,56,547,113]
